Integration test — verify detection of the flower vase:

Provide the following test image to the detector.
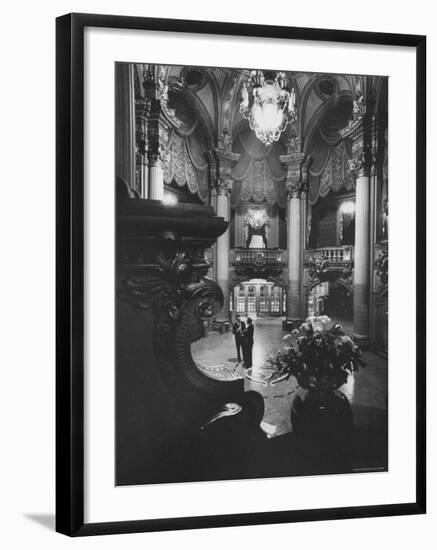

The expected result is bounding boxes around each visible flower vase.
[290,388,354,461]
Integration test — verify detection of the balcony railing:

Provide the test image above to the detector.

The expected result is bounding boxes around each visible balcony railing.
[233,248,285,264]
[305,246,354,266]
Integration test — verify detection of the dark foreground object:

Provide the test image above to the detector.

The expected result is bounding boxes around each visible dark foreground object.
[119,390,388,485]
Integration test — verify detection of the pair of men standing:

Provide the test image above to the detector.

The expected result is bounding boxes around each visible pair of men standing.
[232,315,254,368]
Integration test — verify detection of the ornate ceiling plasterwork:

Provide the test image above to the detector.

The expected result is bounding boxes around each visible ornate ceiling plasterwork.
[134,65,379,209]
[308,139,354,205]
[163,132,209,203]
[230,130,287,208]
[211,67,228,91]
[233,160,287,207]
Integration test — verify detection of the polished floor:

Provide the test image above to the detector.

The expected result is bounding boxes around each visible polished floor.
[192,316,388,437]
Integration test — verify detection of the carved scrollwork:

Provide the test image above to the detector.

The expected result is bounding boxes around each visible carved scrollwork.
[305,254,354,287]
[233,262,285,283]
[186,278,224,321]
[206,148,240,195]
[116,200,242,409]
[342,113,379,178]
[218,128,232,154]
[286,181,306,199]
[119,248,223,331]
[348,153,366,177]
[307,253,330,280]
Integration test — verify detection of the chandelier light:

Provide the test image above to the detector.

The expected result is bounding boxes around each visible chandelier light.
[240,70,297,146]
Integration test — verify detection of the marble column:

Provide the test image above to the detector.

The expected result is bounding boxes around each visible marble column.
[347,118,375,346]
[209,185,218,281]
[216,183,231,321]
[146,99,168,201]
[300,189,308,318]
[115,63,136,190]
[353,170,370,343]
[280,151,310,324]
[206,148,240,322]
[148,155,164,200]
[135,99,149,199]
[286,183,304,321]
[138,157,149,199]
[138,65,170,202]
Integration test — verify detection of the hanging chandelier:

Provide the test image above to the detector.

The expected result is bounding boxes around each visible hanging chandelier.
[240,71,297,146]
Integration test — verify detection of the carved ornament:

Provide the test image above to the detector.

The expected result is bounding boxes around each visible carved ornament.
[205,148,240,195]
[119,248,224,331]
[280,152,311,198]
[374,241,388,294]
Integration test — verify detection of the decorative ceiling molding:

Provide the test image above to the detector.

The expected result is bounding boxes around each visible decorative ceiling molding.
[231,159,287,208]
[167,85,215,149]
[303,90,353,152]
[308,139,354,205]
[164,132,209,203]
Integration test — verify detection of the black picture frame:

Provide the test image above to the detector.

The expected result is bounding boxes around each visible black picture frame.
[56,12,426,537]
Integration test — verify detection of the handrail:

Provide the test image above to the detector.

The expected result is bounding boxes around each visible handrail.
[305,245,354,263]
[233,248,284,263]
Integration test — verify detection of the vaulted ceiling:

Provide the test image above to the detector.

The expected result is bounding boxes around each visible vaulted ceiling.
[137,65,387,207]
[162,66,360,152]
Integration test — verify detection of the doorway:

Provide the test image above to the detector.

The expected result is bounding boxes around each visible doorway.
[233,279,285,317]
[307,280,352,329]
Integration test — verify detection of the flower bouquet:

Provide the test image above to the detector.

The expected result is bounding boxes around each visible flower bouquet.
[266,315,365,392]
[266,316,366,446]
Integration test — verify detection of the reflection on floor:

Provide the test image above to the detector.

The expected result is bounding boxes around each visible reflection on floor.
[191,316,387,438]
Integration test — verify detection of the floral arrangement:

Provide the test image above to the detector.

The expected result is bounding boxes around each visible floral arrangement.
[266,316,365,391]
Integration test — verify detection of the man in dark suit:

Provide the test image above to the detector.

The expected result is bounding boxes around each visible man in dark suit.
[232,315,246,363]
[243,317,254,369]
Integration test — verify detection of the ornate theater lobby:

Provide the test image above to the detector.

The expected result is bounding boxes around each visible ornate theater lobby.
[115,63,390,485]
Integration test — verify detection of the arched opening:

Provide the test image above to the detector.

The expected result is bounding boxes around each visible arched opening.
[307,280,353,331]
[162,89,212,205]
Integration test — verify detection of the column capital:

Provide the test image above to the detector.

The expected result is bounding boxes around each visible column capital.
[348,153,368,179]
[135,63,182,129]
[280,152,311,199]
[216,180,232,196]
[146,99,171,168]
[342,114,379,178]
[205,148,240,196]
[136,65,179,168]
[286,181,306,199]
[135,99,149,159]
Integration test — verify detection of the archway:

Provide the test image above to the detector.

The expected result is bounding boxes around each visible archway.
[307,280,353,331]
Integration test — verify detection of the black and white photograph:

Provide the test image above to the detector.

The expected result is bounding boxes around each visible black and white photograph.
[115,63,389,486]
[0,0,433,545]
